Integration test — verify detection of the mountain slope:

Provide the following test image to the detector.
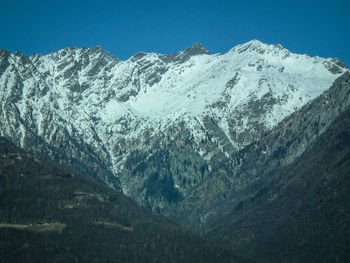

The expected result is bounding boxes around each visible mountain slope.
[0,136,244,263]
[205,105,350,263]
[0,40,348,226]
[162,71,350,229]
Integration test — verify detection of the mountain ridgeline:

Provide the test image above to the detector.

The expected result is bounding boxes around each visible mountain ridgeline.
[1,40,349,262]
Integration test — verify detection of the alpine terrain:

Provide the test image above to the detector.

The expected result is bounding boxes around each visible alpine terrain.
[1,40,350,262]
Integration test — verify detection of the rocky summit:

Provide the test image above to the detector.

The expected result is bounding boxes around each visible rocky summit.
[0,40,348,231]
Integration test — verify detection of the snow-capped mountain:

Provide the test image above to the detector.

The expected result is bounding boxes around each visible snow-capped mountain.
[0,40,348,223]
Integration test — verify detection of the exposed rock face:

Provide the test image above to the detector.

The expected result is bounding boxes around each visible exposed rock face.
[0,40,348,228]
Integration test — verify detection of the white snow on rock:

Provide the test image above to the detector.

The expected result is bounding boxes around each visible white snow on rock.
[0,40,347,192]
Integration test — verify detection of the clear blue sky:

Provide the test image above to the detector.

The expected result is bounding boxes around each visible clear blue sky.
[1,0,349,65]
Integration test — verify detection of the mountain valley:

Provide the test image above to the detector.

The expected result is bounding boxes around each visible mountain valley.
[1,40,349,262]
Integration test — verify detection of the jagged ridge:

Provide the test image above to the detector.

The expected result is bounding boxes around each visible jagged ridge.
[0,41,348,225]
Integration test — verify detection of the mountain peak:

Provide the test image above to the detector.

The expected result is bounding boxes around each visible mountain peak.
[163,42,210,63]
[244,39,265,46]
[227,39,295,60]
[241,39,267,49]
[230,39,270,54]
[182,42,210,56]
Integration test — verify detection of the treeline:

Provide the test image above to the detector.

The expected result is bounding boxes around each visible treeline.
[0,137,243,263]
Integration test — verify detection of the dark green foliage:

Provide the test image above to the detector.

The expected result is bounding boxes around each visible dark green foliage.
[144,172,182,203]
[55,172,72,178]
[234,201,244,211]
[249,186,270,202]
[0,137,242,263]
[121,129,209,211]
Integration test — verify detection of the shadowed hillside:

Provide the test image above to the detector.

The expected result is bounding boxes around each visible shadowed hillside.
[0,137,244,263]
[206,107,350,263]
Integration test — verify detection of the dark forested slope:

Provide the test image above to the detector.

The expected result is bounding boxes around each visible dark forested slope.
[0,137,243,263]
[206,107,350,263]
